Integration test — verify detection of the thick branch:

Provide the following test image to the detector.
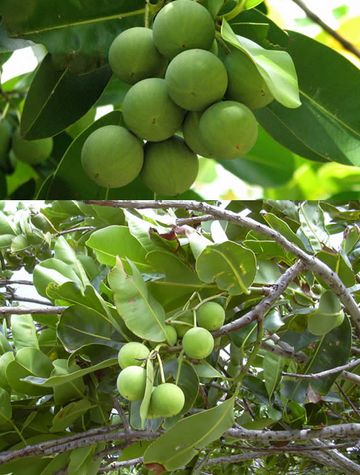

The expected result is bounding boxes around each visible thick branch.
[282,359,360,380]
[227,423,360,442]
[214,260,305,337]
[290,0,360,59]
[0,306,66,315]
[84,201,360,336]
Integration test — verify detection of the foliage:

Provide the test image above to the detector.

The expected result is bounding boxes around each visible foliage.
[0,0,359,199]
[0,199,359,474]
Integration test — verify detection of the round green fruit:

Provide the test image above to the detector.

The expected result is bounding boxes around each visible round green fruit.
[122,78,185,142]
[116,366,146,401]
[183,112,212,157]
[12,131,53,165]
[150,383,185,417]
[141,136,199,196]
[165,325,178,346]
[81,125,143,188]
[165,49,228,111]
[152,0,215,59]
[197,302,225,331]
[307,310,345,336]
[199,101,258,159]
[109,27,166,84]
[224,49,274,109]
[182,327,214,360]
[118,342,150,369]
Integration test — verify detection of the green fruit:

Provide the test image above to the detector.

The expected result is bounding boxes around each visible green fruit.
[150,383,185,417]
[182,327,214,360]
[117,366,146,401]
[183,112,212,157]
[12,131,53,165]
[165,49,228,111]
[81,125,144,188]
[141,136,199,196]
[152,0,215,59]
[199,101,258,159]
[197,302,225,331]
[123,78,185,142]
[0,120,12,163]
[118,342,150,369]
[165,325,178,346]
[224,49,274,109]
[109,27,166,84]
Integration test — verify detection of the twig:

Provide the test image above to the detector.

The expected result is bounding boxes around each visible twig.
[214,260,305,337]
[282,359,360,380]
[2,294,53,306]
[83,201,360,336]
[56,226,96,236]
[0,306,66,315]
[335,382,360,418]
[290,0,360,59]
[0,280,33,286]
[112,397,131,434]
[342,371,360,385]
[226,423,360,442]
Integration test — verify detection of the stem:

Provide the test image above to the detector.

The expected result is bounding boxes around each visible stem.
[156,353,166,384]
[175,350,184,385]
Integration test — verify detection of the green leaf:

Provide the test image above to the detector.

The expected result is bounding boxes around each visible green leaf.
[196,241,256,295]
[0,352,15,392]
[86,225,148,269]
[140,358,154,429]
[33,257,85,298]
[219,127,295,188]
[11,315,39,350]
[144,397,235,471]
[256,31,360,166]
[6,347,53,396]
[25,357,117,387]
[316,250,356,287]
[108,259,167,342]
[263,352,285,398]
[50,399,92,432]
[20,54,111,139]
[192,361,223,379]
[244,0,264,10]
[54,236,90,286]
[0,388,12,426]
[52,359,86,405]
[262,212,306,250]
[221,20,301,109]
[299,202,329,252]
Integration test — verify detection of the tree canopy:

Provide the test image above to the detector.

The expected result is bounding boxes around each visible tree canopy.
[0,199,359,474]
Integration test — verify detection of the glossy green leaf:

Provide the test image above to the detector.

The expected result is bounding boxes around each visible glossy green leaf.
[20,54,111,139]
[11,314,39,350]
[52,359,86,405]
[0,352,14,392]
[221,20,301,108]
[262,212,306,250]
[256,31,360,166]
[86,225,148,269]
[144,397,235,471]
[316,250,356,287]
[299,202,329,252]
[219,127,295,187]
[196,241,256,295]
[192,361,223,379]
[108,259,168,342]
[263,352,284,398]
[50,399,92,432]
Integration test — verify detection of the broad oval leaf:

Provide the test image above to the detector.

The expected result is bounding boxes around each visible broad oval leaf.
[196,241,256,295]
[20,54,111,139]
[144,397,235,471]
[11,314,39,350]
[108,259,168,342]
[221,19,301,109]
[256,31,360,166]
[50,399,92,433]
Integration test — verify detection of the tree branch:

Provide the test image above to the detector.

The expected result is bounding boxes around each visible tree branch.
[98,457,143,473]
[214,260,305,337]
[0,280,33,286]
[84,201,360,336]
[0,306,66,316]
[282,358,360,380]
[227,423,360,442]
[290,0,360,60]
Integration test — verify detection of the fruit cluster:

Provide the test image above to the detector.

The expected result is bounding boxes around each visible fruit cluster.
[81,0,274,195]
[116,301,225,418]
